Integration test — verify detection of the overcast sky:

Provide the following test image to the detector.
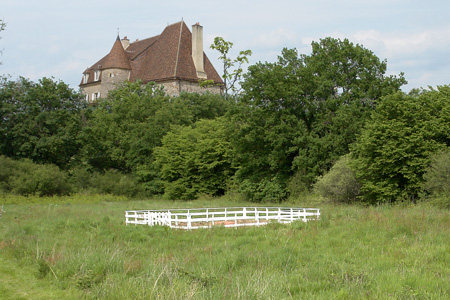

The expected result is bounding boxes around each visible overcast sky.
[1,0,449,92]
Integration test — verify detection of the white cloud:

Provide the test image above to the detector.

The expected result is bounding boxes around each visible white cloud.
[253,28,299,48]
[352,27,450,59]
[349,26,450,89]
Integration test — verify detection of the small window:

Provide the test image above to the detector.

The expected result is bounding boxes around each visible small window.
[83,73,89,84]
[92,92,101,101]
[94,70,101,81]
[85,94,89,102]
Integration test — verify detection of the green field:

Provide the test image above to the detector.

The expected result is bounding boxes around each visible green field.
[0,196,449,299]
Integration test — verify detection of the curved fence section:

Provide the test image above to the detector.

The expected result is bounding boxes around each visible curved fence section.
[125,207,320,229]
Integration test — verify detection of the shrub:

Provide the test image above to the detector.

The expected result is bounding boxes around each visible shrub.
[11,159,72,196]
[423,148,450,195]
[287,170,310,199]
[239,177,287,203]
[422,148,450,208]
[314,155,360,203]
[68,166,92,192]
[89,170,144,198]
[0,155,16,193]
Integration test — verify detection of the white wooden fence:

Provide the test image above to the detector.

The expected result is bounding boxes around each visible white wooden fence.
[125,207,320,230]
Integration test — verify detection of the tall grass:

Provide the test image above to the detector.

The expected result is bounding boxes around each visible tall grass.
[0,197,449,299]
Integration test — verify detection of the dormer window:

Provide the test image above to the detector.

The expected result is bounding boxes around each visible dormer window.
[94,70,101,81]
[83,73,89,84]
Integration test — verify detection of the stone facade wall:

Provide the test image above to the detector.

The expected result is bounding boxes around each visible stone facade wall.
[82,83,102,103]
[101,69,131,94]
[82,76,222,102]
[161,80,223,97]
[81,69,130,102]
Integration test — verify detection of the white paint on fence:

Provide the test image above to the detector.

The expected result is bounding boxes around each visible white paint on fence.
[125,207,320,229]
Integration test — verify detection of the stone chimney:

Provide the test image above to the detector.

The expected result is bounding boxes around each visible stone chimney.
[192,23,207,79]
[121,36,130,50]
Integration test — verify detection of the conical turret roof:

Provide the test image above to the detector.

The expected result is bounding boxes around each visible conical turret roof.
[102,36,131,70]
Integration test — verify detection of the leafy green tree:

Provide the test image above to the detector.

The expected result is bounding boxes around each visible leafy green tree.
[178,91,231,122]
[80,82,190,186]
[302,37,405,102]
[210,37,252,96]
[0,77,85,169]
[352,86,450,203]
[82,82,231,193]
[233,38,405,200]
[154,117,236,200]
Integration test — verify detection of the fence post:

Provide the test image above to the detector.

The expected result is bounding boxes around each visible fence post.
[187,209,191,230]
[168,212,172,228]
[225,207,228,223]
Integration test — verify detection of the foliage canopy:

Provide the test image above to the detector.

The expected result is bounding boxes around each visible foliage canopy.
[231,37,406,201]
[154,117,236,200]
[352,86,450,203]
[0,77,85,169]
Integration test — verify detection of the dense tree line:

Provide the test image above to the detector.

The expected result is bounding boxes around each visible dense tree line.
[1,37,450,205]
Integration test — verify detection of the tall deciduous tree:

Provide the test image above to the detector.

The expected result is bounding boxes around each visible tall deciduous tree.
[0,77,85,169]
[232,38,406,201]
[210,37,252,96]
[81,81,231,193]
[80,82,191,189]
[352,86,450,203]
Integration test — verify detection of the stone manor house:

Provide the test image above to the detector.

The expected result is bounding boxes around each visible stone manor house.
[80,21,224,102]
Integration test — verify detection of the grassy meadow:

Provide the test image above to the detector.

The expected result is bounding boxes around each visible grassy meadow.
[0,195,449,299]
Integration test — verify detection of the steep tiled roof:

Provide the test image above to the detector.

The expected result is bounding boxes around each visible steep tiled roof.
[80,21,223,86]
[126,36,159,60]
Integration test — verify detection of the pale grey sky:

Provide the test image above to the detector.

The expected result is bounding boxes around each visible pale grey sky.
[1,0,449,92]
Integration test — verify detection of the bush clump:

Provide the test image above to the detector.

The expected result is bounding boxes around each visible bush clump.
[0,156,144,198]
[89,170,144,198]
[0,156,72,196]
[238,177,287,203]
[422,148,450,208]
[314,155,360,203]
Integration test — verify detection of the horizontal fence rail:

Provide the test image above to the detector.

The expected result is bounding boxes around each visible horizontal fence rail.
[125,207,320,230]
